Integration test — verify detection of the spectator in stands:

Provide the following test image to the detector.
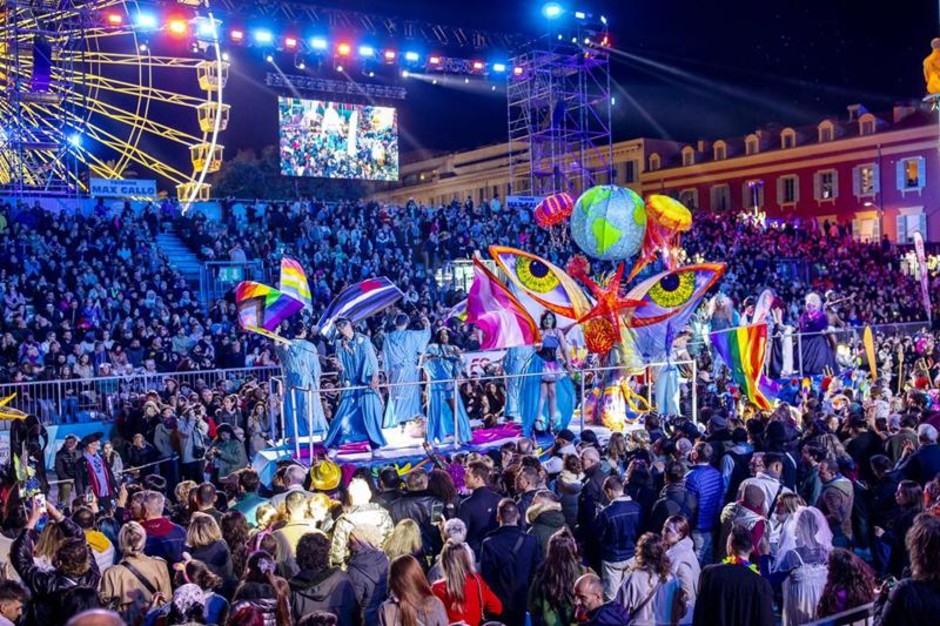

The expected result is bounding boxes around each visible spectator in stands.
[480,499,541,626]
[289,532,357,625]
[138,491,186,567]
[596,474,642,600]
[685,442,723,564]
[346,524,389,626]
[457,461,501,558]
[431,540,502,625]
[378,555,448,626]
[573,572,630,625]
[98,521,172,625]
[874,513,940,625]
[816,548,876,619]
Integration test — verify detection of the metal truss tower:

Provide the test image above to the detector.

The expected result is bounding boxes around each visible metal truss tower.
[0,0,86,196]
[508,34,612,197]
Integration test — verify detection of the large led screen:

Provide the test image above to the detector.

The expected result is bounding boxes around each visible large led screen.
[278,97,399,181]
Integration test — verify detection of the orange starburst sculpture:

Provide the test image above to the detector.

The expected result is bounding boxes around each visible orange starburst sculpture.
[575,262,645,353]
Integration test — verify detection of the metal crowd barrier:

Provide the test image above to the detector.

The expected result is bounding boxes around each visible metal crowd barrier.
[0,366,281,429]
[275,359,698,462]
[802,603,873,626]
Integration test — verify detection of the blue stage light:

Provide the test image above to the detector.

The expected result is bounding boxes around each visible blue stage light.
[310,37,328,50]
[68,134,81,148]
[254,29,273,44]
[542,2,564,19]
[359,45,375,57]
[492,62,507,73]
[135,12,158,29]
[404,51,420,62]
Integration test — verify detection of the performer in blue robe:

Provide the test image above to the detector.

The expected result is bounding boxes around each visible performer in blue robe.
[323,318,387,449]
[382,314,431,428]
[424,328,473,444]
[274,326,327,439]
[503,345,534,423]
[520,312,576,436]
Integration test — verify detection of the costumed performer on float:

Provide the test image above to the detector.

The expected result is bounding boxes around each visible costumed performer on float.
[323,318,387,450]
[424,328,472,444]
[799,292,838,375]
[520,311,575,436]
[503,344,535,423]
[709,294,739,380]
[382,313,431,428]
[274,322,327,438]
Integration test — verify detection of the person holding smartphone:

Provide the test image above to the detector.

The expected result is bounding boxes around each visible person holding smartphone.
[73,432,118,511]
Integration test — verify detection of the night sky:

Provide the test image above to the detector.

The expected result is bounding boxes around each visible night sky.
[222,0,940,158]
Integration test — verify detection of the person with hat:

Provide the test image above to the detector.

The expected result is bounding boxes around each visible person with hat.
[322,318,387,450]
[207,424,248,480]
[382,313,431,428]
[309,459,342,497]
[54,434,81,507]
[274,323,327,440]
[73,432,117,510]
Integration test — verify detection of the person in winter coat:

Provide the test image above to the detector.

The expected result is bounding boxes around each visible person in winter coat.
[329,478,394,567]
[232,551,292,626]
[615,533,682,626]
[72,505,115,573]
[432,540,502,625]
[528,528,588,626]
[11,500,102,626]
[717,484,767,563]
[100,521,172,626]
[480,499,542,626]
[54,435,81,506]
[648,461,699,537]
[457,461,502,558]
[186,513,235,595]
[207,424,248,480]
[273,491,323,577]
[574,573,631,625]
[816,459,854,548]
[379,555,449,626]
[526,490,568,555]
[346,525,389,626]
[289,532,359,626]
[663,516,700,625]
[554,454,583,530]
[386,469,444,555]
[595,475,642,601]
[138,490,187,567]
[578,447,609,573]
[874,513,940,626]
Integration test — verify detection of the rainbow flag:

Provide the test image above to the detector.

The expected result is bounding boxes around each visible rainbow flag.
[710,323,774,410]
[466,259,540,349]
[235,281,304,334]
[318,277,403,338]
[279,257,312,312]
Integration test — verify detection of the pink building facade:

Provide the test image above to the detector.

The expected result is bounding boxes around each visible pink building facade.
[640,103,940,243]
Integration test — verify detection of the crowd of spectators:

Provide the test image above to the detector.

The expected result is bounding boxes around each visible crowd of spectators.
[4,369,940,626]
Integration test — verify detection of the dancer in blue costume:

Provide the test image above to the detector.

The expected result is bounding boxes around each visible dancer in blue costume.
[323,318,387,449]
[503,345,534,423]
[520,311,575,436]
[382,313,431,428]
[424,328,473,444]
[274,324,327,438]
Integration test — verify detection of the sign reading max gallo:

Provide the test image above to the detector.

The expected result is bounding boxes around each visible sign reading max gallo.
[90,177,157,198]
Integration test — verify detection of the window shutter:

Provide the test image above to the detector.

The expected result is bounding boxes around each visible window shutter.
[918,157,926,189]
[793,176,800,203]
[813,172,821,200]
[777,178,785,205]
[832,171,839,198]
[897,215,907,244]
[853,167,861,195]
[917,213,927,237]
[896,161,905,191]
[742,184,750,208]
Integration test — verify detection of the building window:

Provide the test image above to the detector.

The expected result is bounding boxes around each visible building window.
[781,129,796,149]
[860,119,875,136]
[818,121,834,143]
[679,189,698,209]
[897,157,926,191]
[710,184,730,211]
[777,175,799,205]
[853,164,879,196]
[713,143,726,161]
[896,210,927,244]
[682,147,695,167]
[814,170,838,200]
[624,160,637,183]
[745,135,759,156]
[649,153,661,171]
[742,180,764,209]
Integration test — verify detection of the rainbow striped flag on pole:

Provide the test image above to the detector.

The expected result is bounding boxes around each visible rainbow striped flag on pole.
[279,257,312,312]
[710,323,774,410]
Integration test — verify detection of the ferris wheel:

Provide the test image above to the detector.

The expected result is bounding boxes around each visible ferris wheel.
[0,0,229,205]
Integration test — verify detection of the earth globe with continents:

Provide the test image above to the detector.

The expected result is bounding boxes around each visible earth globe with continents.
[570,185,647,261]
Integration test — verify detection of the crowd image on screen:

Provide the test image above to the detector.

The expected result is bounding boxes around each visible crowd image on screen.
[278,98,399,182]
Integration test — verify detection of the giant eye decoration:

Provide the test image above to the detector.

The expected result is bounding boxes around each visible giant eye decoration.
[490,246,592,320]
[627,264,725,328]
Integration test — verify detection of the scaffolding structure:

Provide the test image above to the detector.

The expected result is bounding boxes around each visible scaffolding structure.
[0,0,87,196]
[508,34,612,198]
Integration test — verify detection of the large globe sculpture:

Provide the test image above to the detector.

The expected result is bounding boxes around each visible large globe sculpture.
[570,185,647,261]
